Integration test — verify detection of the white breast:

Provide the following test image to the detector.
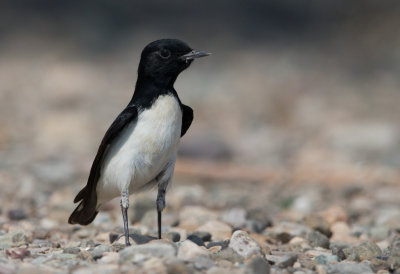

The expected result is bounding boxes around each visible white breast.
[97,95,182,203]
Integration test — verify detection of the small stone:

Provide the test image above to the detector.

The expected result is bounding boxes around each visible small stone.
[130,234,157,244]
[191,231,212,242]
[208,246,222,253]
[307,230,330,249]
[187,234,205,246]
[63,247,81,254]
[89,244,112,259]
[229,230,262,259]
[222,208,247,228]
[210,247,244,263]
[166,232,181,242]
[0,232,29,248]
[326,262,373,274]
[197,220,232,241]
[330,242,350,261]
[275,232,292,244]
[206,240,230,250]
[248,256,270,274]
[109,232,119,243]
[4,248,30,260]
[314,255,339,265]
[388,238,400,270]
[350,241,382,261]
[32,228,50,240]
[97,252,119,264]
[194,255,215,270]
[177,240,209,261]
[120,241,176,261]
[7,209,28,220]
[265,253,297,268]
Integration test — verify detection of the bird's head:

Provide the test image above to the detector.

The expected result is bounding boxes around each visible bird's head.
[137,39,210,87]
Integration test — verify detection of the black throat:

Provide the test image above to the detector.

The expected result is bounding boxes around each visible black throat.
[129,76,180,110]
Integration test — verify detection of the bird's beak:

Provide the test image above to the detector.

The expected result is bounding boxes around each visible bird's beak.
[180,50,211,62]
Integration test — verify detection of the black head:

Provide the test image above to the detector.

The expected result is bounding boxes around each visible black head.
[137,39,210,87]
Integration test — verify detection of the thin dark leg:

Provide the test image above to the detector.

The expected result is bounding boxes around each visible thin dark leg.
[121,190,131,246]
[157,211,162,239]
[156,189,166,239]
[121,204,131,246]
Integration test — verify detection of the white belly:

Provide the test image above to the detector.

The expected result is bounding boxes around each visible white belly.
[96,95,182,203]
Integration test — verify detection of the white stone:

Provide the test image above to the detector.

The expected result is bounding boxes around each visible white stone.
[228,230,262,259]
[177,240,209,261]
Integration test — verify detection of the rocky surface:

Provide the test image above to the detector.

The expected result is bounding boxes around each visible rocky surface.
[0,178,399,274]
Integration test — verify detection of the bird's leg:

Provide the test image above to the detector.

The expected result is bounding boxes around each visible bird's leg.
[156,188,166,239]
[120,189,131,246]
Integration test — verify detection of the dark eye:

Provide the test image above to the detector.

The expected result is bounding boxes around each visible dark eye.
[159,49,171,59]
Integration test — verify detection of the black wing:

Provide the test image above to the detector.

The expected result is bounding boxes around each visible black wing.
[73,105,138,203]
[181,104,193,137]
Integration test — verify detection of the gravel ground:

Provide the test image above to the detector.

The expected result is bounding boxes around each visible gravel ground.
[0,168,399,273]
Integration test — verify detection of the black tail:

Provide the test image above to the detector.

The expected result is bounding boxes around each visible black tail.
[68,186,99,225]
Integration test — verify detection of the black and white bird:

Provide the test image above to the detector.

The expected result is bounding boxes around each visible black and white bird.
[68,39,210,246]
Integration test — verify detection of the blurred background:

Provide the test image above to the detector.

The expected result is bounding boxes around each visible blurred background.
[0,1,399,227]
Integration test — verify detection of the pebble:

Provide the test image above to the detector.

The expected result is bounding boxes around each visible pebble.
[63,247,81,254]
[120,241,176,261]
[387,238,400,270]
[265,253,297,268]
[187,234,205,246]
[177,240,209,261]
[194,255,215,270]
[0,231,29,248]
[7,209,28,220]
[348,241,382,261]
[228,230,262,259]
[326,262,373,274]
[191,231,212,242]
[97,252,119,264]
[197,220,232,241]
[248,256,271,274]
[307,230,330,249]
[89,244,112,259]
[32,228,50,240]
[210,247,244,263]
[166,231,181,242]
[313,254,339,265]
[246,208,273,233]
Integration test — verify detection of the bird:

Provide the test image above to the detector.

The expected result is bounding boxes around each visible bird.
[68,39,210,246]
